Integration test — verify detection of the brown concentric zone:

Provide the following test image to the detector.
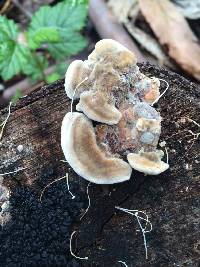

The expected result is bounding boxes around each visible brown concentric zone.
[72,114,130,179]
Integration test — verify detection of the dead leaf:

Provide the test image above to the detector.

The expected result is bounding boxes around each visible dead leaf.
[139,0,200,81]
[108,0,176,68]
[108,0,138,23]
[172,0,200,19]
[124,21,174,67]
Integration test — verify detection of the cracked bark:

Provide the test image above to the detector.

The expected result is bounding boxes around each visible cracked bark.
[0,63,199,267]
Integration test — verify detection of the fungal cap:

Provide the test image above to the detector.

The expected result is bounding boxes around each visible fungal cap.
[88,39,137,67]
[61,112,132,184]
[127,150,169,175]
[76,91,122,125]
[64,60,89,99]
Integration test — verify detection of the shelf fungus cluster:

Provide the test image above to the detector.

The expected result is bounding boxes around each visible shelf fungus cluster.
[61,39,169,184]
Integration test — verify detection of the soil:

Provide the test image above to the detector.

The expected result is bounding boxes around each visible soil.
[0,63,199,267]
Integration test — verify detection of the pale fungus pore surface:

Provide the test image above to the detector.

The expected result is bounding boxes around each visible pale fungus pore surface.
[64,60,91,99]
[62,39,169,184]
[76,91,122,125]
[61,112,132,184]
[88,39,137,68]
[127,150,169,175]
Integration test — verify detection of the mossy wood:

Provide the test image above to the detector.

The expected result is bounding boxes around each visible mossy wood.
[0,63,199,267]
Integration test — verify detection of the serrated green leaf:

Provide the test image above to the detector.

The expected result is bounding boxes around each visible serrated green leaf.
[28,0,88,58]
[22,53,48,81]
[56,61,69,77]
[46,72,60,83]
[0,16,30,80]
[0,16,19,40]
[28,27,62,50]
[0,44,29,80]
[48,32,87,59]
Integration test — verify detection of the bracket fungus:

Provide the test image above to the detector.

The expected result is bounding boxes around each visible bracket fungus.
[62,39,169,184]
[76,91,122,125]
[64,60,91,99]
[127,150,169,175]
[61,112,131,184]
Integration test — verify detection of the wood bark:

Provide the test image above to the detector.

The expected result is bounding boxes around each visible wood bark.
[0,63,199,267]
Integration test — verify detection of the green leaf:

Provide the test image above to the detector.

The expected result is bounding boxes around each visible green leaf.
[46,72,60,83]
[0,39,29,81]
[0,16,30,80]
[28,27,62,50]
[74,0,89,4]
[28,0,88,58]
[56,61,69,77]
[0,16,19,40]
[48,32,87,59]
[22,53,48,81]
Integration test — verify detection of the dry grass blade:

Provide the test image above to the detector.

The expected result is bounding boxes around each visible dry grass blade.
[69,231,88,260]
[115,206,152,260]
[39,173,75,202]
[39,176,66,202]
[80,182,91,220]
[0,102,12,141]
[118,261,128,266]
[139,0,200,81]
[0,167,26,177]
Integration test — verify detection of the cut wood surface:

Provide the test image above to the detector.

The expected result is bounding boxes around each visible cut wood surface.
[0,63,199,267]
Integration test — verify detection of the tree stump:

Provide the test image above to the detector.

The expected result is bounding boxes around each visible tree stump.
[0,63,199,267]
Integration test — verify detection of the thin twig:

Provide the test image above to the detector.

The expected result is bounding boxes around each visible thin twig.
[151,78,169,106]
[0,0,11,14]
[0,102,12,140]
[60,160,68,163]
[179,117,200,150]
[115,206,152,260]
[184,117,200,128]
[39,173,75,202]
[165,147,169,165]
[69,231,88,260]
[39,176,66,202]
[0,167,26,177]
[80,182,91,220]
[12,0,32,19]
[117,207,152,232]
[135,212,148,259]
[118,260,128,266]
[66,173,75,199]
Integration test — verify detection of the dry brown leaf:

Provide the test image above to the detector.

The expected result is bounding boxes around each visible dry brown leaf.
[108,0,169,65]
[172,0,200,19]
[139,0,200,80]
[124,21,173,67]
[108,0,138,23]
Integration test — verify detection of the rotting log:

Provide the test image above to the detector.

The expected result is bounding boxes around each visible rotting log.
[0,63,199,267]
